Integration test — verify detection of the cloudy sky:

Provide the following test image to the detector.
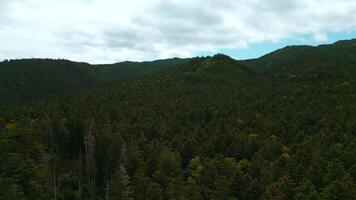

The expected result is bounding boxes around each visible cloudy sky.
[1,0,356,64]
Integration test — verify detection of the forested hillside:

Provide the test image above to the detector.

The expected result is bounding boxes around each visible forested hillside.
[96,58,190,81]
[0,58,189,104]
[0,59,100,103]
[0,40,355,199]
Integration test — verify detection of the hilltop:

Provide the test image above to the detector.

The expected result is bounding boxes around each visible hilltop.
[0,39,355,199]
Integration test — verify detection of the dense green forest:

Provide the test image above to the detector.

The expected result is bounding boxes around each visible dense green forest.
[0,58,189,104]
[0,40,356,199]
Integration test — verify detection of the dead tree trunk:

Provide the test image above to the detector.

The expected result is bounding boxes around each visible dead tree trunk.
[53,165,57,200]
[107,141,132,200]
[85,129,96,200]
[78,151,83,200]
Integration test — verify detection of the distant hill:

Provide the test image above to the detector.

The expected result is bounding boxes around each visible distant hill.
[0,57,189,104]
[0,59,100,103]
[96,57,190,81]
[169,54,255,87]
[2,39,356,105]
[1,39,356,199]
[244,39,356,76]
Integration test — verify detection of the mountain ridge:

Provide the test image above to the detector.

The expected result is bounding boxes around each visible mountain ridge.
[0,38,355,199]
[1,38,356,104]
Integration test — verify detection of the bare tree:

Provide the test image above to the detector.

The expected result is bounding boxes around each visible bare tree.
[78,151,83,200]
[107,141,133,200]
[85,129,96,200]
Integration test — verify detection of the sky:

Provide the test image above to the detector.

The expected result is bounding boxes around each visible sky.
[1,0,356,64]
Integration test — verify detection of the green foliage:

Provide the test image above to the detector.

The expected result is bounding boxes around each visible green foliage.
[1,39,356,199]
[0,58,189,104]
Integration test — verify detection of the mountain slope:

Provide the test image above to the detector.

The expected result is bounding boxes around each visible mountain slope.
[0,39,355,199]
[0,57,189,104]
[96,57,190,81]
[0,59,101,103]
[244,39,356,76]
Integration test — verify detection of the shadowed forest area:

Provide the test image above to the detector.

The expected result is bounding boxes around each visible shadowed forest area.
[0,40,356,199]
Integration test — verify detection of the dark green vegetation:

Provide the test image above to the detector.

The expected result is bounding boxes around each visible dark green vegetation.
[96,58,189,81]
[0,58,189,104]
[1,39,356,199]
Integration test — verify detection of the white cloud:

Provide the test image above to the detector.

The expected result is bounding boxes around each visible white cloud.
[1,0,356,63]
[313,33,328,42]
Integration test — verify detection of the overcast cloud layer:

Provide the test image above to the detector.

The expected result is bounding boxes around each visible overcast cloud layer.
[1,0,356,63]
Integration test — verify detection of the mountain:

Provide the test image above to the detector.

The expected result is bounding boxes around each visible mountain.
[0,40,355,199]
[244,39,356,76]
[0,59,100,103]
[0,57,189,104]
[96,57,190,81]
